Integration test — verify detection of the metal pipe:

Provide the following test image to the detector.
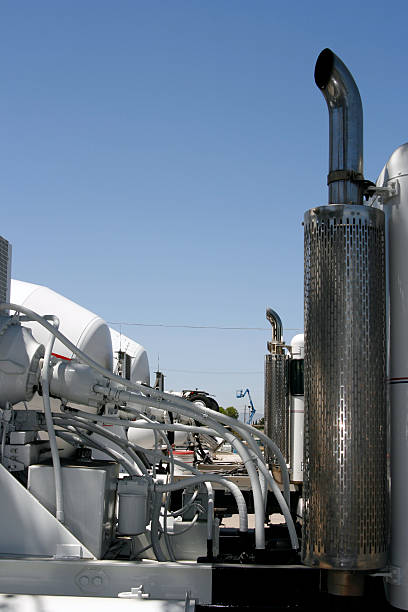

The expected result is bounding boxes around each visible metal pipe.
[266,307,283,343]
[41,316,65,523]
[265,307,289,466]
[314,48,364,205]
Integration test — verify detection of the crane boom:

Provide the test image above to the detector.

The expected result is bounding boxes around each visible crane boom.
[236,388,256,424]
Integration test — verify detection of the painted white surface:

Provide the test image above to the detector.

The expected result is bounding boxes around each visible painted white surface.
[377,143,408,609]
[110,327,150,385]
[11,279,113,370]
[289,333,304,483]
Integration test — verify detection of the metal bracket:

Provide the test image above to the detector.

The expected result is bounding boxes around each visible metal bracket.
[366,180,399,203]
[371,565,401,585]
[118,584,150,599]
[327,169,364,185]
[388,566,402,585]
[185,590,193,611]
[54,544,84,560]
[267,341,291,356]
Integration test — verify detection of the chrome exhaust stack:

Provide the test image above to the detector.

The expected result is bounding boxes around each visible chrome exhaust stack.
[264,308,288,466]
[302,50,387,585]
[314,48,364,206]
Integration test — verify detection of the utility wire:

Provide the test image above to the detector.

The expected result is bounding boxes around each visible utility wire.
[108,321,302,331]
[164,368,263,374]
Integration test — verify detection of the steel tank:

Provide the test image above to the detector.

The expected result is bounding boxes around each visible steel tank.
[377,143,408,609]
[302,203,387,570]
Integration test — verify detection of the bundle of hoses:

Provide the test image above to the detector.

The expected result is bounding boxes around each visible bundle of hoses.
[0,303,299,556]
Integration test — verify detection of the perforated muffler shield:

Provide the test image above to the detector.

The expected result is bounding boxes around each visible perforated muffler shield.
[264,354,288,463]
[302,204,387,570]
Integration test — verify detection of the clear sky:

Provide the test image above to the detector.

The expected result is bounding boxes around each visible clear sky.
[1,0,407,417]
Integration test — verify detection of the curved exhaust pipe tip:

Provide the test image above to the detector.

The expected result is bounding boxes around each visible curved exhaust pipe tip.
[315,48,364,205]
[266,307,283,343]
[314,48,335,91]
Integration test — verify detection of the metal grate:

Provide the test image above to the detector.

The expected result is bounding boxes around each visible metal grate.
[0,237,11,304]
[302,204,387,571]
[264,353,289,464]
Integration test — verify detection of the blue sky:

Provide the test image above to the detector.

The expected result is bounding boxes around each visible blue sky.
[1,1,407,416]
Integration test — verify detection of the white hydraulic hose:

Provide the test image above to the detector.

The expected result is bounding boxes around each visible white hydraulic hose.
[249,451,298,549]
[1,304,291,550]
[122,398,296,547]
[259,459,268,510]
[63,405,227,437]
[41,315,65,523]
[151,490,167,561]
[108,394,266,548]
[135,412,174,479]
[158,461,216,554]
[80,409,217,553]
[169,513,199,536]
[143,450,223,545]
[139,415,177,562]
[68,402,262,546]
[1,303,288,491]
[55,427,140,476]
[56,421,142,476]
[56,411,176,561]
[204,481,215,549]
[54,413,147,471]
[118,380,291,501]
[120,388,291,504]
[136,414,214,562]
[168,489,199,518]
[209,414,297,548]
[58,406,298,548]
[58,411,237,552]
[156,474,248,532]
[121,393,290,512]
[53,414,149,477]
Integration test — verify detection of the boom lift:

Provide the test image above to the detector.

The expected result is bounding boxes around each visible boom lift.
[236,388,256,424]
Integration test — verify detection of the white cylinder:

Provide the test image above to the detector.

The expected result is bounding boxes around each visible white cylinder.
[173,449,194,475]
[377,144,408,609]
[49,361,107,408]
[289,334,304,483]
[127,421,188,449]
[11,280,113,370]
[117,477,149,535]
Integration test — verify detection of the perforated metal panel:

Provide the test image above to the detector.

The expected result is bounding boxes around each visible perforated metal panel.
[0,237,11,304]
[302,204,387,571]
[264,353,288,464]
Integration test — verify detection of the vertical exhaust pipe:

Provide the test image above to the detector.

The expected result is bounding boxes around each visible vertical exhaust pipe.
[264,308,288,465]
[302,50,387,583]
[266,307,283,348]
[315,48,364,205]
